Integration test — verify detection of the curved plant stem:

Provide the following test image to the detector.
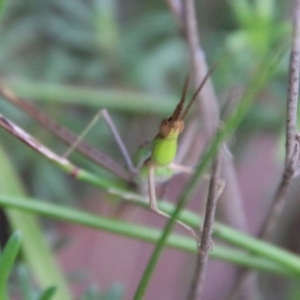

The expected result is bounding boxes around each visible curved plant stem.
[0,195,299,279]
[2,79,176,114]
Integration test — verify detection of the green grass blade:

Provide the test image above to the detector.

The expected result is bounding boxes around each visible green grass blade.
[0,144,71,300]
[3,79,175,115]
[0,195,299,278]
[0,231,21,300]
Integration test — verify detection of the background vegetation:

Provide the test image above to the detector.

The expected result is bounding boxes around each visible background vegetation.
[0,0,298,299]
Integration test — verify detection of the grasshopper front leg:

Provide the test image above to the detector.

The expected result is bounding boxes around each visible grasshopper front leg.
[147,164,199,240]
[169,162,225,200]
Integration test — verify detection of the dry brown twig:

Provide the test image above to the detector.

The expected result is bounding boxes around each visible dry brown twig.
[186,154,222,300]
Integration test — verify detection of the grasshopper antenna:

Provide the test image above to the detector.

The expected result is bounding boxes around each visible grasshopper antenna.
[181,63,218,120]
[172,74,190,121]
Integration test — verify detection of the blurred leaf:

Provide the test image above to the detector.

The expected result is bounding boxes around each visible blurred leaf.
[119,12,184,88]
[37,286,56,300]
[135,39,188,91]
[80,285,100,300]
[0,144,72,300]
[0,231,21,300]
[31,161,74,205]
[95,0,119,55]
[226,0,290,84]
[0,0,8,21]
[101,284,124,300]
[230,0,253,27]
[4,79,176,114]
[18,265,36,300]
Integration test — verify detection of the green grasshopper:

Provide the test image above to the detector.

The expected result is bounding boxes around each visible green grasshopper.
[135,67,216,239]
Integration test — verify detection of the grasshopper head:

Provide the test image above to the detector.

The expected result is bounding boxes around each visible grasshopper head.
[159,117,184,138]
[159,64,217,139]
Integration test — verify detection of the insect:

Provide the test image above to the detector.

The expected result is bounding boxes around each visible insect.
[136,67,217,239]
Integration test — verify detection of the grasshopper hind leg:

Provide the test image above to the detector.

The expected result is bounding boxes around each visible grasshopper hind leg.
[100,109,137,175]
[147,164,199,241]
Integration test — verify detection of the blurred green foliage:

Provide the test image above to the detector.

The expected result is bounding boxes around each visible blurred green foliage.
[225,0,290,83]
[14,264,123,300]
[0,0,293,298]
[0,0,189,89]
[17,266,60,300]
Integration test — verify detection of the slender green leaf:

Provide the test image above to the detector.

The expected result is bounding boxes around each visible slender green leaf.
[0,195,299,278]
[0,231,21,300]
[3,80,175,115]
[0,144,71,300]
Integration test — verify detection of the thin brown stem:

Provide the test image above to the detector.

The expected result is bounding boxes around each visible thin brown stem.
[186,155,222,300]
[258,164,294,238]
[285,0,300,165]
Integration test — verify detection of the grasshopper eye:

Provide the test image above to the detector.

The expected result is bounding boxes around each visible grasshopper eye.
[159,119,170,137]
[159,119,184,137]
